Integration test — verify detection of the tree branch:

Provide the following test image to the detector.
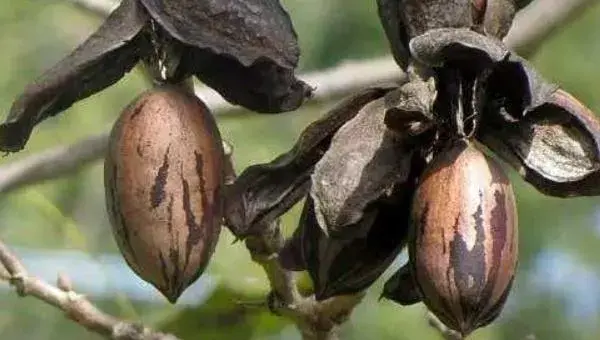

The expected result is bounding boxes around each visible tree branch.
[0,239,180,340]
[504,0,597,56]
[0,134,107,193]
[68,0,119,16]
[244,225,363,340]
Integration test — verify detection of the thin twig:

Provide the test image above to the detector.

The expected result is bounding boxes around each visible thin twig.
[227,161,363,340]
[68,0,119,16]
[0,239,180,340]
[0,134,107,193]
[245,226,363,340]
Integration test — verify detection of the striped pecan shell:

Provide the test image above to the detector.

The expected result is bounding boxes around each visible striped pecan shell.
[104,85,224,303]
[410,140,518,336]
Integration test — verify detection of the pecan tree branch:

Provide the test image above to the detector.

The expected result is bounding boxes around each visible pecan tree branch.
[0,239,180,340]
[504,0,597,56]
[68,0,119,16]
[0,133,107,193]
[244,225,364,340]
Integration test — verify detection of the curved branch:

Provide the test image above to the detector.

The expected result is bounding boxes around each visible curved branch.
[0,239,180,340]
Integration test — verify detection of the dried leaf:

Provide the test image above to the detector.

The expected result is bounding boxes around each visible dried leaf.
[377,0,519,69]
[0,0,149,152]
[288,189,412,300]
[310,96,413,236]
[480,89,600,197]
[224,88,392,237]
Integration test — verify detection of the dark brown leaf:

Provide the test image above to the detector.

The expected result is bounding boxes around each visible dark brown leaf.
[0,0,149,152]
[483,54,557,121]
[224,87,392,237]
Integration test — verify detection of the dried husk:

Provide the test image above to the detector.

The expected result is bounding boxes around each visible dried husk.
[376,0,519,70]
[481,85,600,197]
[224,87,392,237]
[0,0,149,153]
[280,187,412,300]
[310,96,413,237]
[410,140,518,336]
[104,85,224,303]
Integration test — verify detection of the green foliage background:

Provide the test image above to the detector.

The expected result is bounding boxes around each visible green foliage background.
[1,1,600,339]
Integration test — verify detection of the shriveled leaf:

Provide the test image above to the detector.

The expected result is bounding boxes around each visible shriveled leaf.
[409,28,508,68]
[381,264,421,306]
[376,0,410,70]
[480,89,600,197]
[292,189,412,300]
[0,0,149,152]
[310,96,413,236]
[224,88,392,237]
[139,0,299,68]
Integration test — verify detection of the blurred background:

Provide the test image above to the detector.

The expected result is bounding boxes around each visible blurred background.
[1,0,600,339]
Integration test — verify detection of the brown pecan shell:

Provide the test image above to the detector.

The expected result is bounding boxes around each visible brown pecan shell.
[410,140,518,336]
[104,85,224,303]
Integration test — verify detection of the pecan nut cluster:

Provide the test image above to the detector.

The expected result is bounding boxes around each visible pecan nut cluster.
[1,0,599,337]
